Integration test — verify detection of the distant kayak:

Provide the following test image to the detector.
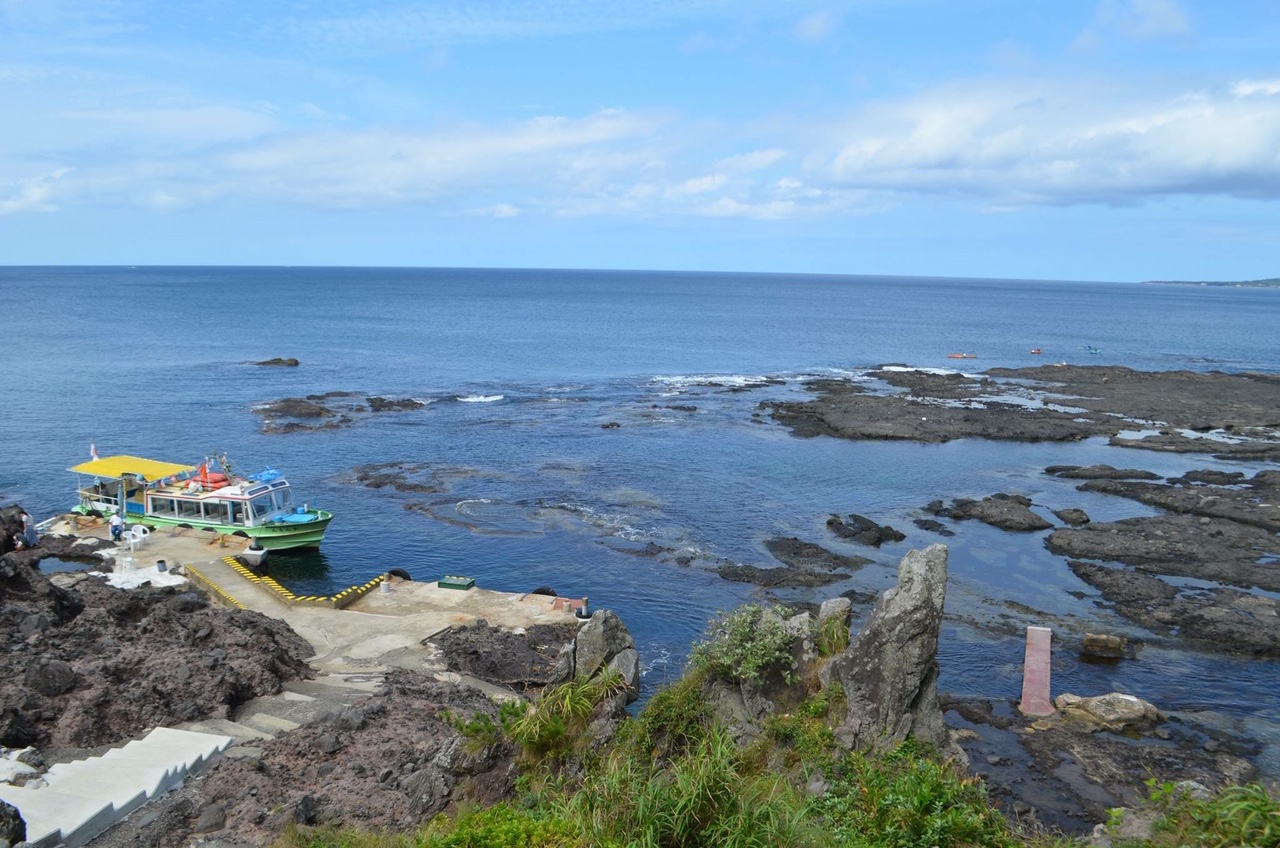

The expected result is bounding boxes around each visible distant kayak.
[946,353,977,359]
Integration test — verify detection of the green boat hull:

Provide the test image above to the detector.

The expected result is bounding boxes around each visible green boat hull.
[76,506,334,551]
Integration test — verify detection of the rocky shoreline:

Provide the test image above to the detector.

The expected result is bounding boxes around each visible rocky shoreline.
[2,365,1278,844]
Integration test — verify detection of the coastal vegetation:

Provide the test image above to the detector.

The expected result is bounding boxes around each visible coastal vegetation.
[264,600,1280,848]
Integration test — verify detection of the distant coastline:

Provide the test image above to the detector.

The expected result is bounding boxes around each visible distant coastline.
[1144,277,1280,288]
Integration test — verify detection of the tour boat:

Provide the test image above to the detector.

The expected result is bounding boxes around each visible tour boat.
[68,454,334,551]
[1030,348,1043,355]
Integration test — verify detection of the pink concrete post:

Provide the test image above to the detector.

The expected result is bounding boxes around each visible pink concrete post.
[1019,626,1054,716]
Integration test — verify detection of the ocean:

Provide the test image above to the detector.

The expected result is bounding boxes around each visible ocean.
[2,266,1278,770]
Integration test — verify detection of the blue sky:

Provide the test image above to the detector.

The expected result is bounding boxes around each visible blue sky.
[1,0,1277,280]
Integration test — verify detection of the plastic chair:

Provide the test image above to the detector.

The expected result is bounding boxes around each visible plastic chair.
[124,526,148,551]
[133,524,151,546]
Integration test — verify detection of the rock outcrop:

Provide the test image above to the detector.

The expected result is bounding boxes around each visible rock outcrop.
[823,545,966,763]
[926,495,1053,532]
[826,513,905,547]
[0,541,314,748]
[1054,692,1164,734]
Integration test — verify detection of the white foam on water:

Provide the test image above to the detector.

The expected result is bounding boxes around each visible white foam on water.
[457,394,504,403]
[650,373,773,389]
[876,365,961,376]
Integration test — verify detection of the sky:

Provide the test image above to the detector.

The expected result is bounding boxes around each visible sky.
[1,0,1278,281]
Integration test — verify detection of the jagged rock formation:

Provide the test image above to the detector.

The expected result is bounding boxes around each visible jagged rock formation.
[823,544,966,763]
[0,533,314,749]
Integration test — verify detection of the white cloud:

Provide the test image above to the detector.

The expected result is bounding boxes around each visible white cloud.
[715,148,786,171]
[815,77,1280,205]
[1074,0,1191,50]
[0,168,73,215]
[470,203,520,217]
[1233,79,1280,97]
[794,10,836,44]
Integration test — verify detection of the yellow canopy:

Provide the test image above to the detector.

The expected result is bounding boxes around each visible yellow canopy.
[68,455,197,481]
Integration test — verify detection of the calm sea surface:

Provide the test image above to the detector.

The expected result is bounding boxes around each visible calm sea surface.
[2,267,1278,769]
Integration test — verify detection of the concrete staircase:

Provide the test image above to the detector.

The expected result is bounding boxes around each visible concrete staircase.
[0,727,232,848]
[0,673,387,847]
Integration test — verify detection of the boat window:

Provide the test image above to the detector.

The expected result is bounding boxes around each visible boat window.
[229,502,246,525]
[150,498,177,517]
[176,499,203,520]
[276,488,294,509]
[203,501,230,524]
[249,494,275,519]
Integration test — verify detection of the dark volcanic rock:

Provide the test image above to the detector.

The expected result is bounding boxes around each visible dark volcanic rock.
[1077,473,1280,533]
[0,544,314,748]
[1068,561,1280,657]
[367,396,427,413]
[254,357,299,367]
[716,564,849,588]
[257,397,335,418]
[0,799,25,845]
[927,494,1053,532]
[826,514,905,547]
[1053,508,1091,526]
[428,620,577,691]
[1047,514,1280,593]
[763,537,872,571]
[949,695,1257,833]
[913,518,955,536]
[769,366,1280,458]
[1045,464,1161,480]
[1170,469,1247,486]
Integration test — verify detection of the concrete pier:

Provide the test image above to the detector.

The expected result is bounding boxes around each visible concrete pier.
[1019,625,1054,716]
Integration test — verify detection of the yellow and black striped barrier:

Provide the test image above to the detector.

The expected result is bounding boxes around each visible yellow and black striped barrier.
[186,565,246,610]
[219,556,385,609]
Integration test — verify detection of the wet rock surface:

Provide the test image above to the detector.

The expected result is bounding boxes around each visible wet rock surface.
[1047,514,1280,593]
[716,537,872,588]
[1045,465,1161,480]
[925,494,1053,532]
[947,696,1259,834]
[1067,560,1280,657]
[255,391,429,433]
[769,365,1280,457]
[826,513,905,546]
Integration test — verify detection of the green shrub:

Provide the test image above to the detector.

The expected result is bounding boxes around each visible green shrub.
[616,669,712,762]
[690,604,797,685]
[562,723,820,848]
[1137,780,1280,848]
[509,670,628,761]
[811,739,1015,848]
[418,803,581,847]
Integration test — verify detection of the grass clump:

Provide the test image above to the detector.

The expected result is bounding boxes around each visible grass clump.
[561,723,821,848]
[508,670,628,762]
[815,615,850,658]
[1119,778,1280,847]
[690,604,797,685]
[810,738,1016,848]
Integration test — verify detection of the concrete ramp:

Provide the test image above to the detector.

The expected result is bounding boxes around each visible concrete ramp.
[0,727,232,848]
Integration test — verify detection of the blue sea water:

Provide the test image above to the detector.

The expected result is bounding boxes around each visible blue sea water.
[2,267,1278,769]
